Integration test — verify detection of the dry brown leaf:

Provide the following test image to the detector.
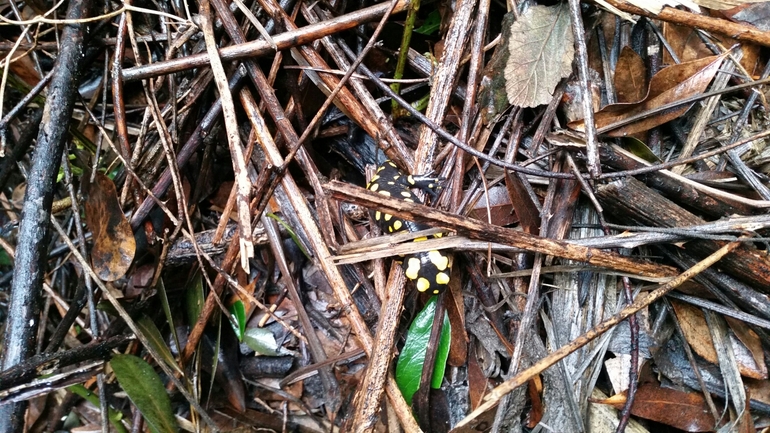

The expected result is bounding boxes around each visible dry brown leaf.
[469,185,518,227]
[83,172,136,281]
[671,301,766,379]
[504,3,574,108]
[725,316,768,379]
[504,172,539,234]
[597,382,716,432]
[615,47,647,103]
[663,23,716,64]
[571,54,725,136]
[672,300,719,360]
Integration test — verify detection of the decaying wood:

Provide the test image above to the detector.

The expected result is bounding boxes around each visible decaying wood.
[599,145,756,217]
[595,176,770,292]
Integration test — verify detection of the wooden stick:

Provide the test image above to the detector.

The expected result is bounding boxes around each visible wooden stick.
[325,180,679,278]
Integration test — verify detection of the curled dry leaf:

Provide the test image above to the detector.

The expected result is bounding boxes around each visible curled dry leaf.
[504,3,574,108]
[570,54,725,137]
[83,172,136,281]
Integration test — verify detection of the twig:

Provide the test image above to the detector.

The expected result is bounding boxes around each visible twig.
[0,0,91,429]
[199,0,254,271]
[569,0,599,177]
[415,0,476,171]
[598,0,770,47]
[325,181,678,278]
[121,0,412,82]
[456,239,743,429]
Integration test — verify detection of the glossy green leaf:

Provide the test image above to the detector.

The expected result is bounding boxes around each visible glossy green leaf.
[230,301,246,341]
[243,327,280,356]
[414,10,440,35]
[395,296,451,405]
[432,310,451,390]
[136,316,182,375]
[110,354,178,433]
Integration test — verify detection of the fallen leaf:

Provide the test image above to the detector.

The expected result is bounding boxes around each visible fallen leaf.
[571,54,725,136]
[663,23,715,64]
[469,185,518,227]
[725,316,767,379]
[596,382,716,432]
[672,300,766,379]
[614,47,647,103]
[83,173,136,281]
[504,4,574,108]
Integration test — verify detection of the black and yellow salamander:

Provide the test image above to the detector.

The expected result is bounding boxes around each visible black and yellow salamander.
[366,160,451,295]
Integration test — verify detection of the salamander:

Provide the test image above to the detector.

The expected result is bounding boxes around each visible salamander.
[366,160,451,295]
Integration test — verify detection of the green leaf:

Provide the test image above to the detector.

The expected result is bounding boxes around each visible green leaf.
[157,278,180,362]
[414,10,440,35]
[243,327,280,356]
[110,354,178,433]
[395,296,451,405]
[622,136,662,163]
[185,272,204,324]
[266,213,311,260]
[431,310,451,390]
[0,249,12,266]
[136,316,182,375]
[67,384,128,433]
[229,301,246,341]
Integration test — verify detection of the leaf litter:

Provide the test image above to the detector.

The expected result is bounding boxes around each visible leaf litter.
[1,0,770,431]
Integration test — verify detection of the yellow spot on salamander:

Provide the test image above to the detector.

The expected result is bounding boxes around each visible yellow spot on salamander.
[428,251,448,271]
[384,214,392,221]
[407,175,415,185]
[405,258,421,279]
[393,220,402,231]
[379,190,391,196]
[416,277,431,292]
[434,233,442,238]
[375,211,381,220]
[413,236,428,242]
[403,198,414,203]
[400,191,412,198]
[369,183,379,192]
[436,272,450,285]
